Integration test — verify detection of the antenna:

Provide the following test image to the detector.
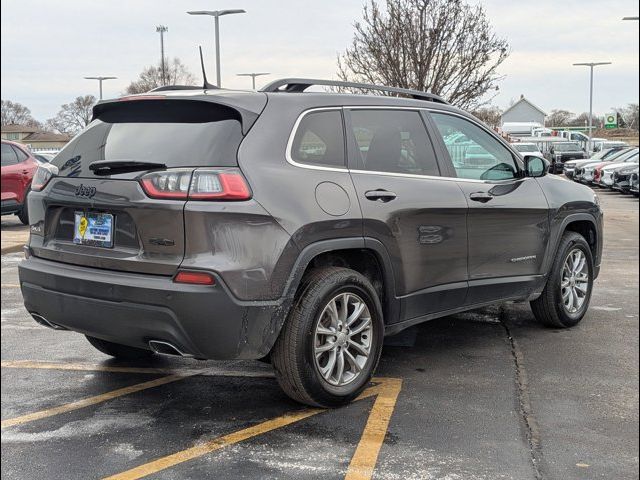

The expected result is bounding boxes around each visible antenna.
[199,46,218,90]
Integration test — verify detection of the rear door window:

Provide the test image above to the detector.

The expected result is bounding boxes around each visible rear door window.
[290,110,346,168]
[1,143,18,166]
[347,109,440,176]
[51,100,245,178]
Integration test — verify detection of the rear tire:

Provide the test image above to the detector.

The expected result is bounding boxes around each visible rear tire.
[17,192,29,225]
[271,267,384,408]
[531,232,594,328]
[85,335,154,360]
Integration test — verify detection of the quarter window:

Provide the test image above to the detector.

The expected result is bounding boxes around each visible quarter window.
[290,110,345,168]
[348,110,439,176]
[431,112,519,181]
[1,143,18,166]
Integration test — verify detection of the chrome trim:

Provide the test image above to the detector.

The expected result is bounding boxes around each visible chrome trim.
[285,107,348,172]
[284,105,524,185]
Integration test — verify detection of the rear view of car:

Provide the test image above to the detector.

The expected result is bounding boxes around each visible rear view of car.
[1,140,39,224]
[18,93,281,361]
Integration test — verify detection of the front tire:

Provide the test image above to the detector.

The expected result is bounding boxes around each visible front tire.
[271,267,384,407]
[531,232,594,328]
[85,335,154,360]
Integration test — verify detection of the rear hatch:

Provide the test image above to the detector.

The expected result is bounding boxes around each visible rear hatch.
[29,94,265,275]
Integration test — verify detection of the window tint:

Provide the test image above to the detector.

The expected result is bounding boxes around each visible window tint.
[1,143,18,166]
[431,112,519,181]
[290,110,345,168]
[348,110,439,176]
[51,100,245,178]
[12,145,29,162]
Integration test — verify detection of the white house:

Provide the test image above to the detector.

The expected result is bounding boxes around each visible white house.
[500,95,547,127]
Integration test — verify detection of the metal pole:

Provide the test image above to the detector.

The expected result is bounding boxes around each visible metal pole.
[156,26,168,86]
[214,15,221,87]
[251,74,256,90]
[99,79,103,100]
[588,65,594,154]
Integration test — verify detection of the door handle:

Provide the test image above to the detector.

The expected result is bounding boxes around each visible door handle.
[469,192,493,203]
[365,189,397,202]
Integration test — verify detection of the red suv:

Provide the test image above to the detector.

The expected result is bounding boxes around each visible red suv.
[1,140,39,224]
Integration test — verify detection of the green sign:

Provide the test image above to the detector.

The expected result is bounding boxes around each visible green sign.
[605,113,618,129]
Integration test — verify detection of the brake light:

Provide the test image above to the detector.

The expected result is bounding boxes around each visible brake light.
[139,168,251,201]
[139,169,192,199]
[174,271,215,285]
[189,169,251,200]
[31,164,58,191]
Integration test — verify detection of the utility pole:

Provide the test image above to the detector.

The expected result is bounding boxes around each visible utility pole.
[236,72,270,90]
[84,76,117,100]
[187,10,246,87]
[156,25,168,86]
[572,62,612,153]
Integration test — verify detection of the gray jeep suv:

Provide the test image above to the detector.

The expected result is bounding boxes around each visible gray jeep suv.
[18,79,603,407]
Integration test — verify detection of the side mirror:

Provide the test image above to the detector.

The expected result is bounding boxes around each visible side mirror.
[524,156,550,178]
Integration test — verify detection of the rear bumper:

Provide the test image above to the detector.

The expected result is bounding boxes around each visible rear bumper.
[18,256,287,360]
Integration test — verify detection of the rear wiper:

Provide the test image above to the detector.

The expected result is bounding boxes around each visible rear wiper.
[89,160,167,176]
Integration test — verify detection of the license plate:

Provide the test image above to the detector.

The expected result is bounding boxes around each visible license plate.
[74,212,114,248]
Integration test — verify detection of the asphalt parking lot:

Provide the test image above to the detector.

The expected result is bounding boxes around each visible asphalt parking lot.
[1,189,638,480]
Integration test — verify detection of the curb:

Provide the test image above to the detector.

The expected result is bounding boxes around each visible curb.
[1,244,25,255]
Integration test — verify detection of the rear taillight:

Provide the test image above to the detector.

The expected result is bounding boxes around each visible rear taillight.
[139,169,192,199]
[139,168,251,201]
[31,164,58,191]
[189,169,251,200]
[173,271,216,285]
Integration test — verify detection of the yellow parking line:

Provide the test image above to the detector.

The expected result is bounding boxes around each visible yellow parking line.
[345,378,403,480]
[103,408,324,480]
[103,378,401,480]
[1,284,20,288]
[1,360,274,378]
[1,373,196,429]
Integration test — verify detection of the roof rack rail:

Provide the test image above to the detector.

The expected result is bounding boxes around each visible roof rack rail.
[260,78,448,104]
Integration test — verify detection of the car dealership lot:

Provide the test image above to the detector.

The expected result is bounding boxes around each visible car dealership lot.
[1,189,638,480]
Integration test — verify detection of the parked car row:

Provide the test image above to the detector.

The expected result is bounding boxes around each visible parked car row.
[566,146,639,196]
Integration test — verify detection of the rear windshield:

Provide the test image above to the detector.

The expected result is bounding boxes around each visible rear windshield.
[52,100,244,177]
[514,144,537,153]
[554,143,581,152]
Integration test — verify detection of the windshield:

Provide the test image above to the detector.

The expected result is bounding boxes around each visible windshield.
[554,143,581,152]
[51,100,244,178]
[514,144,538,153]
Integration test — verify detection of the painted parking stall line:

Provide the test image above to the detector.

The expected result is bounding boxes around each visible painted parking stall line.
[2,360,403,479]
[1,373,198,429]
[102,377,402,480]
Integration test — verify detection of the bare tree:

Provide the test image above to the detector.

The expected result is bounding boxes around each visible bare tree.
[1,99,41,127]
[614,104,639,131]
[337,0,509,109]
[46,95,96,135]
[125,58,196,94]
[546,109,574,127]
[472,105,502,128]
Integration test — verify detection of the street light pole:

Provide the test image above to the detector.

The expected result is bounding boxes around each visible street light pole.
[236,72,270,90]
[84,76,117,100]
[573,62,612,153]
[156,25,169,86]
[187,9,246,87]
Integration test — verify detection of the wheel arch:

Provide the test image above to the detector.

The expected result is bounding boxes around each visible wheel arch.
[281,238,400,324]
[543,213,601,278]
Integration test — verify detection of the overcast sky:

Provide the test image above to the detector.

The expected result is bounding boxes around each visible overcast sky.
[1,0,638,121]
